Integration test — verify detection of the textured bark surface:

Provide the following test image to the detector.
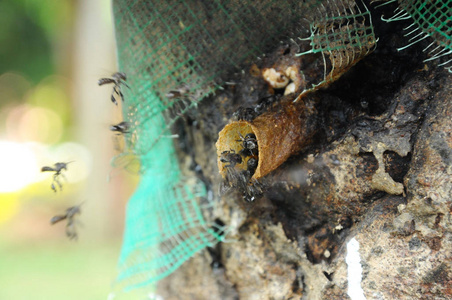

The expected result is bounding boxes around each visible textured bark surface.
[157,6,452,299]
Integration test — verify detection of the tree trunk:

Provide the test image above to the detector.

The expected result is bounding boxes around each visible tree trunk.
[155,5,452,300]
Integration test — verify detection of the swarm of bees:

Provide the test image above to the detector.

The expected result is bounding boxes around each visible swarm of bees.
[36,71,132,240]
[40,160,83,240]
[50,203,83,240]
[98,72,130,105]
[219,132,262,202]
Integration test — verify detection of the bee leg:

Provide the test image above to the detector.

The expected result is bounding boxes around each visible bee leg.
[121,80,130,89]
[51,182,57,193]
[218,180,232,196]
[66,220,77,240]
[117,86,125,102]
[54,175,63,191]
[111,92,118,106]
[178,98,191,116]
[60,173,68,182]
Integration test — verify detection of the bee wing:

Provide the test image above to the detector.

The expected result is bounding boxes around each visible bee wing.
[98,78,115,86]
[111,94,118,105]
[112,135,125,152]
[218,181,232,196]
[110,152,141,175]
[41,166,55,172]
[65,222,78,240]
[50,215,67,224]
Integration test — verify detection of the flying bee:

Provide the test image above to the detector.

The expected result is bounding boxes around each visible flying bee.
[51,203,83,240]
[220,149,242,168]
[165,84,190,100]
[110,121,133,152]
[41,161,73,193]
[110,121,131,135]
[98,72,130,105]
[237,133,258,156]
[165,84,193,118]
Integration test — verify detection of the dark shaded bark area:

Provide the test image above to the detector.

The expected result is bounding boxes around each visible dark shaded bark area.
[157,5,452,299]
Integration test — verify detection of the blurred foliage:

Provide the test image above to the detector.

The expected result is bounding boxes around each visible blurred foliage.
[0,0,73,86]
[0,0,75,140]
[0,1,125,298]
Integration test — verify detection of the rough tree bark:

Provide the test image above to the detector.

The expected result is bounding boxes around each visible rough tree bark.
[157,7,452,300]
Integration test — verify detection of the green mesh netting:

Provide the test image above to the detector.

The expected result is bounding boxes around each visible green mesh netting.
[378,0,452,72]
[111,0,376,293]
[115,136,225,291]
[111,0,321,292]
[296,0,377,90]
[113,0,327,150]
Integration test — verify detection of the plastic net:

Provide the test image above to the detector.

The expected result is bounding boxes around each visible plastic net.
[296,0,377,94]
[113,0,328,150]
[111,0,321,292]
[377,0,452,72]
[111,0,376,293]
[114,137,226,291]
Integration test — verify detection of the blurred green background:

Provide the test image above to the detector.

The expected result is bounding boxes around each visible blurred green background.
[0,0,137,298]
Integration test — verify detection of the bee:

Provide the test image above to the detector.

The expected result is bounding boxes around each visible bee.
[219,155,264,202]
[237,133,258,156]
[41,161,73,193]
[165,84,193,118]
[110,121,131,135]
[255,94,280,114]
[98,72,130,105]
[219,164,247,195]
[233,107,257,122]
[242,178,264,202]
[220,149,242,168]
[247,157,258,176]
[50,203,83,240]
[165,84,190,100]
[110,121,131,151]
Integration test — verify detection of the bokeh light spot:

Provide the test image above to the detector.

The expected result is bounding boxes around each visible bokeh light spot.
[6,105,63,144]
[20,107,63,143]
[0,193,19,224]
[27,77,70,121]
[0,141,39,193]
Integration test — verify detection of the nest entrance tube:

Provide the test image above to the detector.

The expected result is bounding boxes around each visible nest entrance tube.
[216,122,256,176]
[216,102,314,180]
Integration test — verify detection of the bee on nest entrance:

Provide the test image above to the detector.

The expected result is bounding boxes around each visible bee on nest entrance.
[217,123,262,202]
[216,98,318,202]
